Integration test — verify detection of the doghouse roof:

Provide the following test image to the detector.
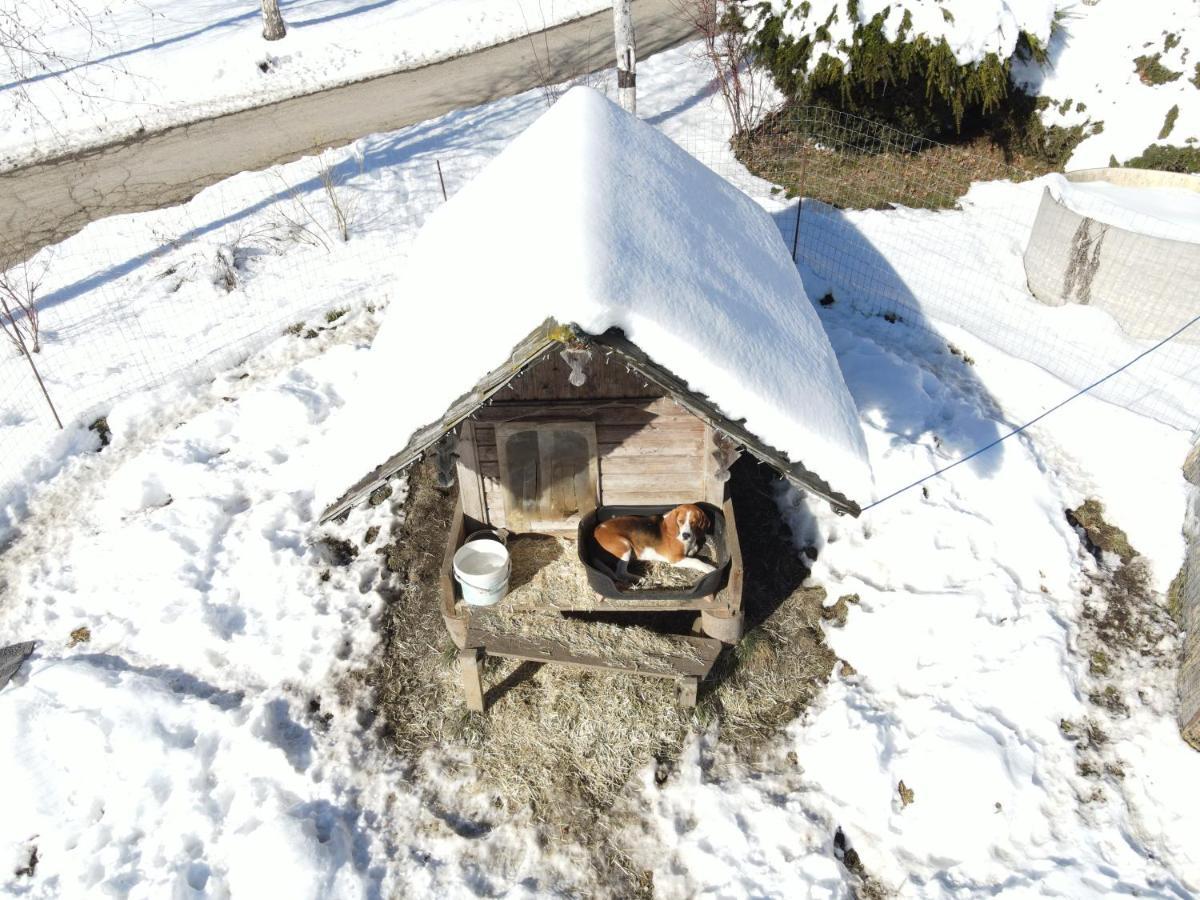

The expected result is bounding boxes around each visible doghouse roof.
[316,87,873,520]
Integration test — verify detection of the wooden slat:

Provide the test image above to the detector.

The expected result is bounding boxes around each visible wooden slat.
[465,626,722,679]
[475,398,689,423]
[475,419,703,448]
[702,424,728,505]
[496,425,540,532]
[481,458,705,482]
[602,490,707,506]
[715,495,743,615]
[455,421,487,523]
[458,648,485,712]
[499,345,664,401]
[599,473,704,493]
[501,591,727,613]
[477,437,704,464]
[599,455,706,475]
[440,498,469,648]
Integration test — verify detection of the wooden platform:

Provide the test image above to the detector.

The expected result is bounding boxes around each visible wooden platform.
[439,492,744,713]
[458,627,722,711]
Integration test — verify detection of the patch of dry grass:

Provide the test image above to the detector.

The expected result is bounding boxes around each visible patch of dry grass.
[346,457,837,892]
[734,110,1043,212]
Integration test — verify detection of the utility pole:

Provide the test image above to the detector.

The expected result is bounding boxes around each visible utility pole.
[613,0,636,115]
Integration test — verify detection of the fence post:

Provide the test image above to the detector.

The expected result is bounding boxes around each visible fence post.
[1,294,61,430]
[791,138,808,263]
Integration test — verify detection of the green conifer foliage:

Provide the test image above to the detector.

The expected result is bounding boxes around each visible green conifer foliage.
[749,1,1049,139]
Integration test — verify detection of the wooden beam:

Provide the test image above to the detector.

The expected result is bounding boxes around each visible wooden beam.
[715,495,744,617]
[676,676,699,708]
[439,498,468,648]
[458,648,485,712]
[466,626,722,679]
[455,422,487,523]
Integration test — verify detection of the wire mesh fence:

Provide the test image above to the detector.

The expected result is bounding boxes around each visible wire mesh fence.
[676,104,1200,436]
[3,101,1198,526]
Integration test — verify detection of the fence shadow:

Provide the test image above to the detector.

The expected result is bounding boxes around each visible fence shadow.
[770,202,1007,479]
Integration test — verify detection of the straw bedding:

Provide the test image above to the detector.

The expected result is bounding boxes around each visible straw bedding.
[350,457,838,895]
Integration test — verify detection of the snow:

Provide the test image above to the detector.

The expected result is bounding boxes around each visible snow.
[757,0,1200,172]
[0,0,608,166]
[1013,0,1200,169]
[3,35,1200,900]
[756,0,1059,69]
[1049,173,1200,243]
[316,86,875,513]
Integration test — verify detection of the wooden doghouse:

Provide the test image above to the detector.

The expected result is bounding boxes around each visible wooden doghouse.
[321,321,862,710]
[317,87,870,712]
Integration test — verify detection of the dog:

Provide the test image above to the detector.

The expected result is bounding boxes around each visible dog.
[593,503,715,582]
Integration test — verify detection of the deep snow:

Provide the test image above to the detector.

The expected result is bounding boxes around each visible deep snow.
[2,37,1199,900]
[317,87,874,516]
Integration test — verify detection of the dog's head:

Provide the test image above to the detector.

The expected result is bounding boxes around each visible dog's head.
[666,504,710,556]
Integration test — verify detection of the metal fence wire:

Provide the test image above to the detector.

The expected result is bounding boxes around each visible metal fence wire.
[2,104,1199,522]
[675,104,1200,435]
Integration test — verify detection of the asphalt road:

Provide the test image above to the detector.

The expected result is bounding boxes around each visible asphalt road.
[0,0,694,266]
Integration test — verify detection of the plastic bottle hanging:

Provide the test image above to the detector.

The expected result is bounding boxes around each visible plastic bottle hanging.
[560,347,592,387]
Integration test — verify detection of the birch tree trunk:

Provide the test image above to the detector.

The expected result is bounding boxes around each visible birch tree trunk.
[613,0,636,115]
[261,0,287,41]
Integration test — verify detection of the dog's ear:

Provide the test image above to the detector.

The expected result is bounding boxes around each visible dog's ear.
[663,506,681,533]
[694,506,711,533]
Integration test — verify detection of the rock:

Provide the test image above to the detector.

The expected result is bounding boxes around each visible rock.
[368,484,393,507]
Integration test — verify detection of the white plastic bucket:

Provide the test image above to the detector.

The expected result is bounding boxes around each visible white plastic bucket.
[453,539,511,606]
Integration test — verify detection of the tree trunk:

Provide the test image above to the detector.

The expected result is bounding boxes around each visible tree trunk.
[261,0,287,41]
[613,0,636,115]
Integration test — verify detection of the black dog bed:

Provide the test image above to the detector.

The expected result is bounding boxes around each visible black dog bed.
[577,503,731,601]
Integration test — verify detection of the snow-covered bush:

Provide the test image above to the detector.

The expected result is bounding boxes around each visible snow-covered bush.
[746,0,1060,138]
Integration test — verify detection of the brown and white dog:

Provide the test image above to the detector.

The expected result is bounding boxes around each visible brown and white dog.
[594,504,714,581]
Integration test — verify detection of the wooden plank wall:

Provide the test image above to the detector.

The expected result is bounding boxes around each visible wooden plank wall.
[499,347,661,402]
[470,398,707,527]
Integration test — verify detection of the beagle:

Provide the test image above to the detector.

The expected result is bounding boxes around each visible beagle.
[593,504,715,582]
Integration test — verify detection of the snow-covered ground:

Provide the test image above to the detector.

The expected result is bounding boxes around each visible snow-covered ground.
[0,0,608,166]
[1015,0,1200,169]
[1051,174,1200,242]
[2,39,1199,899]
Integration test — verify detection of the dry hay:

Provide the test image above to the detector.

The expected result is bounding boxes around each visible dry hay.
[471,605,704,670]
[618,534,720,593]
[462,533,704,670]
[350,457,837,889]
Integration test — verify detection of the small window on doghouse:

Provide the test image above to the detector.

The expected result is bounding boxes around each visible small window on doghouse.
[495,422,598,533]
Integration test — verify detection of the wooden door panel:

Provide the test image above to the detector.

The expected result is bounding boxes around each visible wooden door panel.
[495,422,597,533]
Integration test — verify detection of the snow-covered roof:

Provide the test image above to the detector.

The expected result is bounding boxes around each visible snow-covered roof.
[317,87,872,518]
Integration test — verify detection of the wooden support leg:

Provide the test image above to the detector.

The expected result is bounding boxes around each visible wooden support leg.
[700,609,744,644]
[676,676,699,708]
[443,613,468,649]
[459,648,485,712]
